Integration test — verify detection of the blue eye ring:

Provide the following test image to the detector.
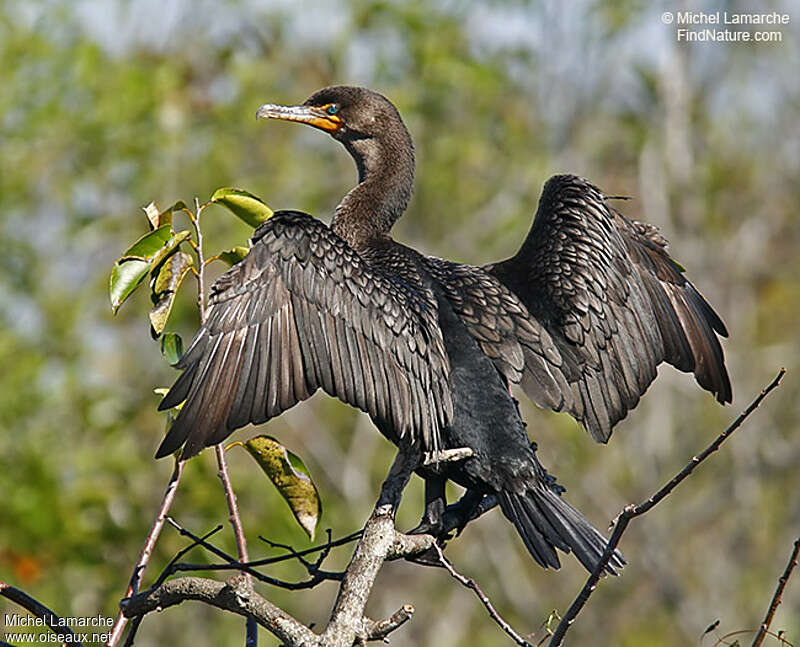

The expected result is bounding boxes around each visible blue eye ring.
[326,104,339,115]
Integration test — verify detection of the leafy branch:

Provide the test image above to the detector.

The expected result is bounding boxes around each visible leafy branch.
[105,189,327,647]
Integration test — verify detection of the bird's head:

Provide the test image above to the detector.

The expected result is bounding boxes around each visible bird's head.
[257,85,415,239]
[256,85,405,144]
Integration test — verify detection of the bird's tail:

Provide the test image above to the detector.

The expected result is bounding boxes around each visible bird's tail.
[498,487,625,574]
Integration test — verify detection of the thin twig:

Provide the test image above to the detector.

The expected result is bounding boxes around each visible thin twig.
[432,544,534,647]
[0,581,84,647]
[259,529,345,581]
[162,518,342,589]
[123,525,225,647]
[210,529,362,570]
[106,457,185,647]
[161,522,353,573]
[215,445,251,568]
[191,197,206,325]
[193,196,257,646]
[215,443,258,645]
[715,629,794,646]
[549,368,786,647]
[361,605,415,643]
[751,536,800,647]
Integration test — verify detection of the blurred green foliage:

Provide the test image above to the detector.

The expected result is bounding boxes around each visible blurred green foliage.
[1,1,798,646]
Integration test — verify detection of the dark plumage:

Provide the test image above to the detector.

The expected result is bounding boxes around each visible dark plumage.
[156,85,731,574]
[487,174,732,442]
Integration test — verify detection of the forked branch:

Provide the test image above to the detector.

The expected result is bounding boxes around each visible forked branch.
[120,448,446,646]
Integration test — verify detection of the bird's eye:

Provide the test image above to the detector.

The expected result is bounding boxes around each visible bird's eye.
[326,104,339,115]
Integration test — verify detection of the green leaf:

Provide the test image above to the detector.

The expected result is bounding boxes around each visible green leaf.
[217,246,250,266]
[160,333,184,366]
[120,224,173,261]
[148,229,192,270]
[228,435,321,539]
[109,259,151,314]
[109,227,192,313]
[210,187,273,228]
[149,251,194,336]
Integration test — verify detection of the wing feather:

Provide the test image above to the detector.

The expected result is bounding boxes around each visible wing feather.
[487,174,731,442]
[156,210,452,458]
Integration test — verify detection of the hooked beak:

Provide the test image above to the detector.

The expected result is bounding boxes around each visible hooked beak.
[256,103,343,134]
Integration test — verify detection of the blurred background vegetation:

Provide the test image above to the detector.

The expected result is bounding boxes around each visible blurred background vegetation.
[1,1,798,645]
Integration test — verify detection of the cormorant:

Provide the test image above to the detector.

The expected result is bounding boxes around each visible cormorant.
[155,86,731,573]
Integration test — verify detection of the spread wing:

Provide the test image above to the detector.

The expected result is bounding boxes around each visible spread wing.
[487,174,731,442]
[156,210,453,459]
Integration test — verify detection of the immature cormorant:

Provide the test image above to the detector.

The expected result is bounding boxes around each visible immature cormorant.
[156,86,730,573]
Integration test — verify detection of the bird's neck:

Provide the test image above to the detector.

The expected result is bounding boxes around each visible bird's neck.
[332,132,415,250]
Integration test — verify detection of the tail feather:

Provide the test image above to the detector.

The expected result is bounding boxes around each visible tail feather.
[503,494,562,568]
[499,488,625,575]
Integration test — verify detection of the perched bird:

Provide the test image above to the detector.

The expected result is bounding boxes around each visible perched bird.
[156,86,730,573]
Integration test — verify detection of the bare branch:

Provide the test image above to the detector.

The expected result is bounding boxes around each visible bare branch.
[751,536,800,647]
[387,531,437,560]
[106,457,185,647]
[164,529,363,578]
[120,575,317,646]
[121,449,425,647]
[123,525,225,647]
[214,442,258,645]
[322,450,417,646]
[361,605,415,643]
[715,629,794,646]
[432,545,534,647]
[423,447,473,468]
[549,368,786,647]
[259,530,345,583]
[0,581,84,647]
[191,197,207,324]
[160,518,339,590]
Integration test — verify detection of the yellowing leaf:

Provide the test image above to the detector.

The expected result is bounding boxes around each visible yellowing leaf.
[210,187,273,228]
[149,252,194,336]
[144,200,188,229]
[144,202,161,229]
[228,435,321,539]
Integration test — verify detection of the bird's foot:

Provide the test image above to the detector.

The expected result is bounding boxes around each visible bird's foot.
[441,490,487,536]
[407,518,447,537]
[405,519,452,567]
